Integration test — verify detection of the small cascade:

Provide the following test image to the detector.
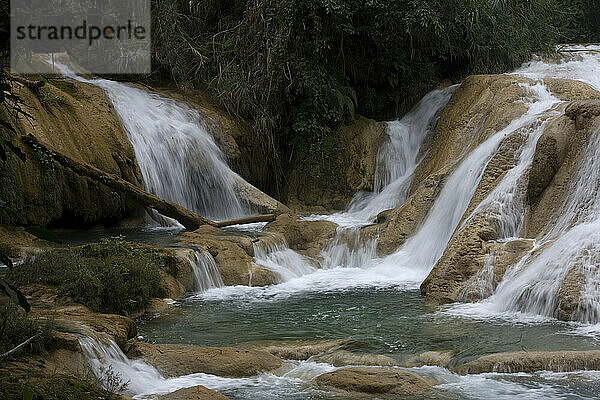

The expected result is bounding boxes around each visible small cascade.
[458,253,497,303]
[374,83,560,281]
[79,336,165,396]
[253,235,317,282]
[345,86,457,222]
[187,249,224,292]
[320,226,377,270]
[52,61,246,223]
[487,125,600,323]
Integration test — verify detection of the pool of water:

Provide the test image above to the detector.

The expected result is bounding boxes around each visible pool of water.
[137,286,600,399]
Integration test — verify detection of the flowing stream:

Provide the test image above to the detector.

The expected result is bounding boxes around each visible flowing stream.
[67,46,600,399]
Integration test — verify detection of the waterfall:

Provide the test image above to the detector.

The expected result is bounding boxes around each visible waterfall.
[51,61,246,223]
[486,125,600,322]
[253,236,316,282]
[186,250,224,292]
[344,86,457,223]
[374,83,560,282]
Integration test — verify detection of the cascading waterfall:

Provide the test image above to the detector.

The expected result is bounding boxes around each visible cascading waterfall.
[441,45,600,325]
[485,125,600,322]
[374,83,560,282]
[187,249,224,292]
[52,61,246,223]
[343,86,457,223]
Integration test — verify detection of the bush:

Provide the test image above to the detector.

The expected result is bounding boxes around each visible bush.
[0,373,120,400]
[0,300,53,356]
[7,237,168,315]
[151,0,590,192]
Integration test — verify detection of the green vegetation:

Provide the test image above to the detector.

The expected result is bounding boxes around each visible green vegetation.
[0,373,121,400]
[7,238,170,315]
[152,0,597,193]
[0,300,53,356]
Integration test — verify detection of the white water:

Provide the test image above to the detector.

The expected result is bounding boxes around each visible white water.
[344,86,457,223]
[52,61,247,223]
[186,249,224,292]
[252,236,317,282]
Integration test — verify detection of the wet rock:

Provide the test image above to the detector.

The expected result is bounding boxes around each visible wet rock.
[239,339,362,360]
[557,266,587,321]
[158,385,230,400]
[286,117,386,212]
[264,213,337,259]
[410,74,531,196]
[315,367,434,397]
[453,350,600,374]
[400,351,455,368]
[313,350,400,367]
[544,78,600,102]
[180,228,279,287]
[527,117,570,202]
[127,342,283,378]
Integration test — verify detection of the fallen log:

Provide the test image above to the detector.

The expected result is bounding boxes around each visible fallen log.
[215,214,276,228]
[21,134,216,230]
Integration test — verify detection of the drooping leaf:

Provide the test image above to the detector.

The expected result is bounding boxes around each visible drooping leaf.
[0,278,30,312]
[25,226,63,244]
[23,386,34,400]
[0,249,13,270]
[4,141,26,162]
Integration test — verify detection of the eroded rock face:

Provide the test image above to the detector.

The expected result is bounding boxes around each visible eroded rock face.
[377,173,445,256]
[127,342,283,378]
[158,386,230,400]
[453,350,600,374]
[0,79,144,227]
[286,117,385,212]
[263,213,338,259]
[416,77,600,310]
[315,367,434,397]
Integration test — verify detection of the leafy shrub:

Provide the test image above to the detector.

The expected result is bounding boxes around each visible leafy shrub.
[152,0,591,192]
[7,238,168,315]
[0,300,53,356]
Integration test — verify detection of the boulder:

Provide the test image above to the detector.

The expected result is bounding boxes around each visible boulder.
[400,351,455,368]
[180,227,279,287]
[556,266,587,322]
[263,213,338,258]
[312,351,400,368]
[158,386,230,400]
[127,342,283,378]
[315,367,434,397]
[453,350,600,374]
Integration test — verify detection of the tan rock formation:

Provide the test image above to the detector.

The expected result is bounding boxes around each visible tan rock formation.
[127,342,283,378]
[315,367,434,397]
[0,78,144,227]
[158,386,230,400]
[453,350,600,374]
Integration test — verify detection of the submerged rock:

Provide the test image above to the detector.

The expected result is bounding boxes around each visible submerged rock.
[238,338,362,361]
[315,367,434,397]
[158,385,230,400]
[453,350,600,374]
[127,342,283,378]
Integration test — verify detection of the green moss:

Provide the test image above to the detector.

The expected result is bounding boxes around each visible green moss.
[7,238,170,316]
